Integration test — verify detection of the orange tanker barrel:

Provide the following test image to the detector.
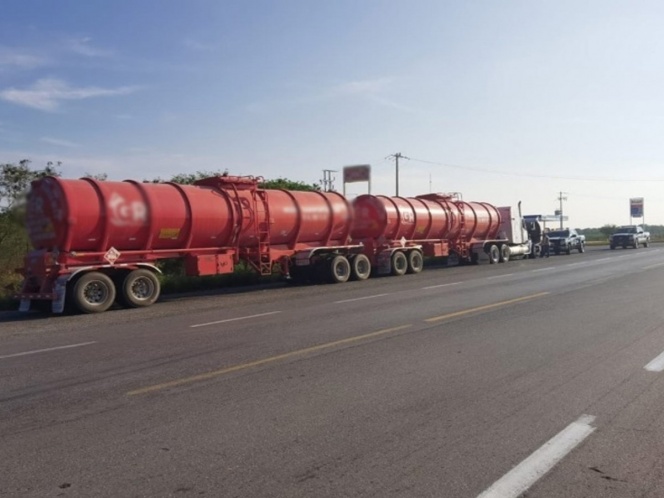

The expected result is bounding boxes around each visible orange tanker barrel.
[241,189,352,248]
[25,176,237,253]
[352,194,462,241]
[455,201,501,241]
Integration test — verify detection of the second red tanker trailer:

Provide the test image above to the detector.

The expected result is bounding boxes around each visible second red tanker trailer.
[17,175,533,313]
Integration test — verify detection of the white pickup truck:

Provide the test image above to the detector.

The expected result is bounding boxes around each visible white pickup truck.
[609,225,650,249]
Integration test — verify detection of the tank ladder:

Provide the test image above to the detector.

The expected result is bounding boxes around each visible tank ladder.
[255,189,272,275]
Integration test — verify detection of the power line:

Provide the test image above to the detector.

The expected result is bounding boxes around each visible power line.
[407,157,664,183]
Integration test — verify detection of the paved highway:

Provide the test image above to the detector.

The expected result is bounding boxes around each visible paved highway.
[2,246,664,497]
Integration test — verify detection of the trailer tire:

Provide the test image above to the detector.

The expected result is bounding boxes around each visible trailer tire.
[120,269,161,308]
[407,250,424,274]
[329,255,351,283]
[488,245,500,264]
[500,245,510,263]
[288,263,310,284]
[350,254,371,281]
[72,272,116,313]
[391,251,408,276]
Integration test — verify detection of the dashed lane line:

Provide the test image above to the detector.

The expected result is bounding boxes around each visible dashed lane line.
[477,415,597,498]
[335,294,389,304]
[425,292,549,323]
[190,311,282,329]
[0,341,97,360]
[128,324,413,395]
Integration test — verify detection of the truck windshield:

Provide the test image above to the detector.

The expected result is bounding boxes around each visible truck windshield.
[615,227,636,234]
[548,230,569,237]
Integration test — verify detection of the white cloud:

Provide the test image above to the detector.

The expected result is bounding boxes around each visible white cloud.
[67,37,114,57]
[0,46,47,69]
[332,77,417,113]
[0,78,140,111]
[334,78,394,96]
[183,38,217,52]
[40,137,81,148]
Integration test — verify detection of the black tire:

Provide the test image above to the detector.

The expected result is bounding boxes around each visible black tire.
[634,239,639,249]
[288,264,310,284]
[328,255,351,283]
[120,269,161,308]
[391,251,408,276]
[610,245,615,250]
[500,244,510,263]
[578,243,585,254]
[406,250,424,274]
[350,254,371,281]
[72,271,116,313]
[644,240,650,248]
[554,248,561,255]
[488,245,500,264]
[566,245,571,255]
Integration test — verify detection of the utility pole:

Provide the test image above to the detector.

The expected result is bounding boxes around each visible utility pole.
[321,170,337,192]
[557,191,568,229]
[387,152,409,196]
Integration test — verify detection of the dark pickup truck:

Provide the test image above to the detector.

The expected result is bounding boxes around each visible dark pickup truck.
[547,228,586,255]
[609,225,650,249]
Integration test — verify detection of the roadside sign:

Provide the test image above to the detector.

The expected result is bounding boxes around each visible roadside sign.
[630,198,644,218]
[343,165,371,183]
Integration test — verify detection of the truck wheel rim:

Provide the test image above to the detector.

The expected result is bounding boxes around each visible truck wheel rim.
[85,282,108,304]
[132,277,154,299]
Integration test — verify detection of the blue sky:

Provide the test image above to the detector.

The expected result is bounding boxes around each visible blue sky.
[1,0,663,227]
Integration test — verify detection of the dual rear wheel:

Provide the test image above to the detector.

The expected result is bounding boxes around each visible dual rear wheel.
[70,269,160,313]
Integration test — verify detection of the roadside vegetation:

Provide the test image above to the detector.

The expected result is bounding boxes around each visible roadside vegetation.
[1,160,662,311]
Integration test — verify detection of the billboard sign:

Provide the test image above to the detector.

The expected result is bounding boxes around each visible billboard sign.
[343,165,371,184]
[630,197,644,218]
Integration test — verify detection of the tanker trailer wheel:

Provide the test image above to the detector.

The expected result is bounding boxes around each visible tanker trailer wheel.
[500,244,511,263]
[391,251,408,276]
[350,254,371,281]
[72,272,116,313]
[120,269,161,308]
[328,255,351,283]
[487,245,500,264]
[406,250,424,274]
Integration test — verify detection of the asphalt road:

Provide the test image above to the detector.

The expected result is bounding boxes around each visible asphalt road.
[2,245,664,497]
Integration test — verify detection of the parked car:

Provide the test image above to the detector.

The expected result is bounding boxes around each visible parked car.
[547,228,586,255]
[609,225,650,249]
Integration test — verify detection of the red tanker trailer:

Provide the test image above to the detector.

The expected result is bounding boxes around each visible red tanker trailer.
[17,175,533,314]
[18,175,365,313]
[349,193,532,274]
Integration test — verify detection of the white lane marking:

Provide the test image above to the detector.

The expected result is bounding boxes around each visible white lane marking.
[422,282,462,290]
[564,262,585,267]
[530,267,556,272]
[335,294,388,304]
[477,414,596,498]
[190,311,282,329]
[644,351,664,372]
[643,263,664,270]
[487,273,514,280]
[595,257,611,262]
[0,341,97,360]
